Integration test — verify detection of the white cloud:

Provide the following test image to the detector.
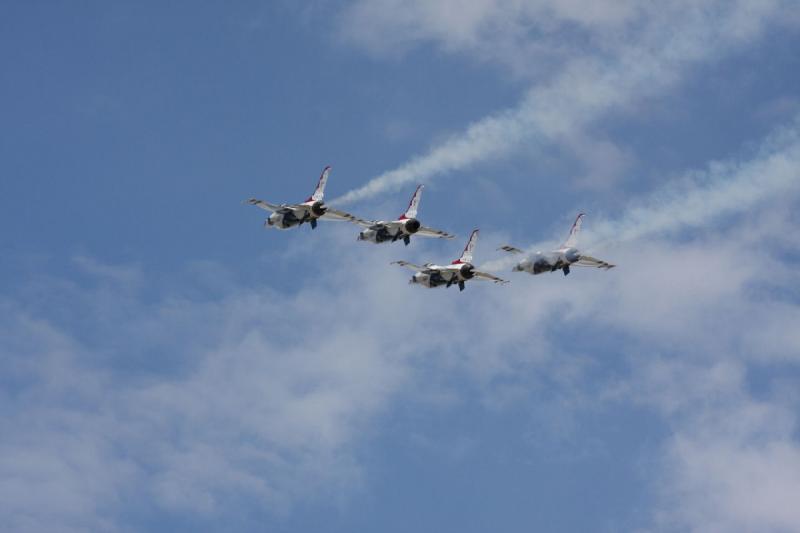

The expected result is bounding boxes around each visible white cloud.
[339,0,645,69]
[2,3,799,532]
[333,0,789,204]
[1,120,799,531]
[479,116,800,272]
[0,255,425,529]
[3,205,800,530]
[662,419,800,532]
[587,118,800,247]
[0,313,133,533]
[625,358,800,532]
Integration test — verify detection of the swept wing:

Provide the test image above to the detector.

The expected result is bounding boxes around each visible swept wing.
[498,245,525,254]
[416,225,456,239]
[245,198,282,212]
[575,255,615,269]
[391,260,426,271]
[322,207,370,224]
[473,271,509,284]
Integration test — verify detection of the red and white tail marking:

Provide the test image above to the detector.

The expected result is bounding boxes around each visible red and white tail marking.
[308,166,331,202]
[563,213,585,248]
[399,184,424,220]
[453,229,479,264]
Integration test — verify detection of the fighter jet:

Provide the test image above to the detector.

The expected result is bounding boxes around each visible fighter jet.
[354,185,455,245]
[245,166,367,230]
[392,229,508,291]
[499,213,615,276]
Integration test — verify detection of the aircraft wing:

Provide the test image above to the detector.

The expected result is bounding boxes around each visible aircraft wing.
[416,225,456,239]
[380,220,404,231]
[473,270,509,284]
[391,260,425,272]
[321,207,371,225]
[245,198,282,212]
[575,255,615,269]
[354,219,380,228]
[498,245,525,254]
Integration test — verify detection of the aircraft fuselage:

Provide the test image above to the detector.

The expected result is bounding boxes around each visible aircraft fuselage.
[358,218,421,244]
[513,247,581,275]
[266,201,326,229]
[410,262,475,290]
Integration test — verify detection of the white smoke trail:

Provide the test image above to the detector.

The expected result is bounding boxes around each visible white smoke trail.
[479,117,800,272]
[333,1,785,206]
[589,123,800,246]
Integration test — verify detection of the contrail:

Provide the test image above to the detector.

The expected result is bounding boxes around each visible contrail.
[479,117,800,272]
[589,123,800,246]
[333,1,785,206]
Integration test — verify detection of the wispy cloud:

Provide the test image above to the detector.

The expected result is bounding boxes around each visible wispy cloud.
[333,0,786,204]
[587,118,800,246]
[0,254,425,530]
[480,116,800,272]
[620,355,800,532]
[2,191,800,530]
[659,393,800,531]
[3,2,800,532]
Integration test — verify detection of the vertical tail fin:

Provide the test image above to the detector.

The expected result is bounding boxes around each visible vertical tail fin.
[453,229,479,264]
[563,213,585,248]
[400,184,424,220]
[308,166,331,202]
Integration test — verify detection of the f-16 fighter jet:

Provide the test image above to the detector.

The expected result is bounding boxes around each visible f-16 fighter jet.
[392,229,508,291]
[499,213,615,276]
[355,185,455,245]
[245,166,367,230]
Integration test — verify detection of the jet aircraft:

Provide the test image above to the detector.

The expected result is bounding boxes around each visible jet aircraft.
[499,213,615,276]
[393,229,508,291]
[245,166,367,230]
[355,185,455,245]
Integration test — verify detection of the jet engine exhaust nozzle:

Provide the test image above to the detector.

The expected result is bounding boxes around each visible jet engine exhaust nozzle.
[404,218,421,234]
[311,201,327,217]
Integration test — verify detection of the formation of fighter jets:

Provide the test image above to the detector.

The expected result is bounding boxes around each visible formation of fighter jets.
[246,166,615,291]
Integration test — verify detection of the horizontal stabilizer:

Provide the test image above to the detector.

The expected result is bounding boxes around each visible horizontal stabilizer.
[391,260,424,271]
[576,255,616,269]
[474,270,510,284]
[322,207,370,225]
[498,245,524,254]
[245,198,281,212]
[417,225,456,239]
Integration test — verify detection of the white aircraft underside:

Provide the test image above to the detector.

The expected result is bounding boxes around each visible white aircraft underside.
[356,185,454,245]
[245,166,368,230]
[500,214,615,276]
[248,200,365,229]
[358,219,454,245]
[509,247,615,275]
[393,229,507,291]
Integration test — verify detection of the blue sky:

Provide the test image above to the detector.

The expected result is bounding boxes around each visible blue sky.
[2,2,800,532]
